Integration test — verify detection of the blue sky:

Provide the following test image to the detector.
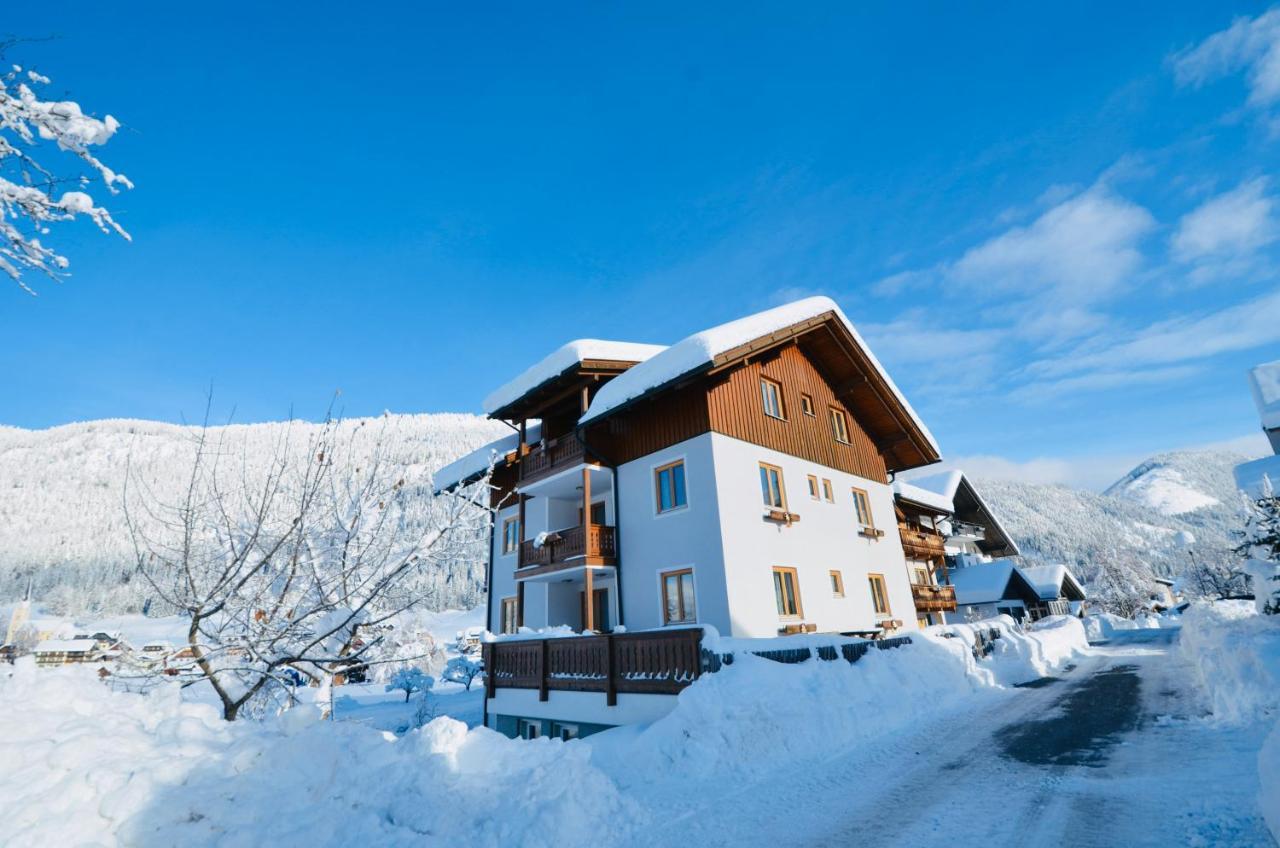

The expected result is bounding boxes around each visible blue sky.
[3,2,1279,488]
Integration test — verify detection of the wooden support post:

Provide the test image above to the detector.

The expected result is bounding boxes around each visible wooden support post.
[483,644,496,698]
[584,566,595,633]
[538,638,549,702]
[605,633,617,706]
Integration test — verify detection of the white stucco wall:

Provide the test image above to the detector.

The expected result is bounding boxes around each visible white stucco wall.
[486,687,679,728]
[708,433,917,637]
[616,433,731,633]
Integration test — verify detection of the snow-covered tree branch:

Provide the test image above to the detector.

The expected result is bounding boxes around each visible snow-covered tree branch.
[1236,476,1280,615]
[0,50,131,294]
[124,412,492,720]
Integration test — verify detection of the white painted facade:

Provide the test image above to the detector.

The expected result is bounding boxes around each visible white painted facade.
[489,431,917,639]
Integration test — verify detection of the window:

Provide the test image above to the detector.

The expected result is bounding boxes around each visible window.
[868,573,891,616]
[517,718,541,740]
[807,474,820,499]
[800,393,815,416]
[551,722,579,741]
[829,407,851,444]
[654,460,688,513]
[822,478,834,502]
[773,567,803,618]
[500,598,518,634]
[759,462,787,509]
[502,517,520,555]
[661,568,697,625]
[851,487,874,529]
[760,377,785,419]
[915,567,930,585]
[830,570,845,597]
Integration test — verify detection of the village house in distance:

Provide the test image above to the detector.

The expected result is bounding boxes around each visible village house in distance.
[436,296,1013,738]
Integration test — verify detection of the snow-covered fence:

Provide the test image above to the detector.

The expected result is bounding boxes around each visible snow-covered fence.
[950,626,1002,660]
[702,635,913,672]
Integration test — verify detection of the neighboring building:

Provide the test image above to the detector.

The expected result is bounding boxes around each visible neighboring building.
[1149,577,1179,612]
[948,561,1042,622]
[892,470,1021,626]
[435,297,945,737]
[33,638,103,667]
[1234,360,1280,615]
[1021,564,1087,618]
[1237,360,1280,500]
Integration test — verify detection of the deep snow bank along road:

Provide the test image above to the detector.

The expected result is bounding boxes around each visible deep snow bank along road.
[807,629,1275,848]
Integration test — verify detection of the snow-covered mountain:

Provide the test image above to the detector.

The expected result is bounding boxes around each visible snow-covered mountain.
[976,449,1253,590]
[0,415,508,614]
[0,412,1256,616]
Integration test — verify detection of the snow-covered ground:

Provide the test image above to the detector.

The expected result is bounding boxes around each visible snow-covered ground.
[1,611,1274,847]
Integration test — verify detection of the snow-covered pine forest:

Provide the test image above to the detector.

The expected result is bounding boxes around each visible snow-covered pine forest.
[0,415,509,613]
[0,415,1256,615]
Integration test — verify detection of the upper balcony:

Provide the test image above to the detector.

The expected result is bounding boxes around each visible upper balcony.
[898,522,947,561]
[518,523,617,577]
[519,435,599,486]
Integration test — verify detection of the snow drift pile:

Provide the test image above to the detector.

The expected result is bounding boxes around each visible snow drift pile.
[0,617,1088,848]
[1178,601,1280,841]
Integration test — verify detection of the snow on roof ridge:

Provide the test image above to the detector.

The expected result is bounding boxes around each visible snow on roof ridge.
[1021,563,1083,600]
[1249,359,1280,431]
[906,469,964,502]
[482,339,666,415]
[892,478,953,514]
[578,297,940,456]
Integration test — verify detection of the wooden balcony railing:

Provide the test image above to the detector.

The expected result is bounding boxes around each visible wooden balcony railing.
[519,436,587,484]
[519,523,617,573]
[911,583,957,613]
[898,522,946,561]
[483,628,704,704]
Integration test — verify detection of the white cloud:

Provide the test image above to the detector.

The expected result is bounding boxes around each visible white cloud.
[1017,364,1205,404]
[1171,177,1277,263]
[1029,288,1280,379]
[950,187,1155,305]
[1173,9,1280,107]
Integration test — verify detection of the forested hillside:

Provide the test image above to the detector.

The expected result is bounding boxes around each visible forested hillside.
[0,415,507,613]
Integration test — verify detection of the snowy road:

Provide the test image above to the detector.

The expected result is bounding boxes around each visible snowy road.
[653,630,1276,847]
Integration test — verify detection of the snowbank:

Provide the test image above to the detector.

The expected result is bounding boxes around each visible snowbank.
[1178,601,1280,843]
[939,615,1088,685]
[1179,601,1280,724]
[0,615,1090,847]
[0,664,635,848]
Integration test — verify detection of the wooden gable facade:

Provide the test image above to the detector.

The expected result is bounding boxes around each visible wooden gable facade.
[584,328,928,482]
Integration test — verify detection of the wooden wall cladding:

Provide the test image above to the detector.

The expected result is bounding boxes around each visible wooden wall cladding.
[706,345,888,483]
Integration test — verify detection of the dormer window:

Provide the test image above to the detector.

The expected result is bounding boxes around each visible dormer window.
[760,378,785,420]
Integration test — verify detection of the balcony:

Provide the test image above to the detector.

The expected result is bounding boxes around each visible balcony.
[911,583,957,613]
[518,523,617,576]
[483,627,705,704]
[519,435,589,485]
[898,522,946,561]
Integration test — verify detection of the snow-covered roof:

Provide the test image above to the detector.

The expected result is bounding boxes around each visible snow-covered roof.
[482,340,666,416]
[1235,454,1280,500]
[949,562,1032,605]
[1249,360,1280,431]
[891,479,953,514]
[35,638,98,653]
[907,470,1020,557]
[432,423,542,494]
[1021,564,1086,601]
[578,297,940,458]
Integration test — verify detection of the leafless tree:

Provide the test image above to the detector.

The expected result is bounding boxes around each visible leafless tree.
[124,410,490,720]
